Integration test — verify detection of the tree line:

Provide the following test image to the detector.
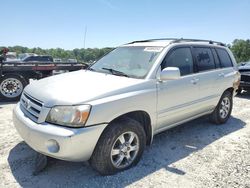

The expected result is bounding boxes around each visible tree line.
[229,39,250,63]
[1,39,250,63]
[1,46,114,63]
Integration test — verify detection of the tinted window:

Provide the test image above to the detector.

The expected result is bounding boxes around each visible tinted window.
[40,57,48,61]
[194,47,215,72]
[23,56,34,61]
[162,48,193,76]
[41,56,53,62]
[33,57,41,61]
[216,48,233,68]
[211,48,220,68]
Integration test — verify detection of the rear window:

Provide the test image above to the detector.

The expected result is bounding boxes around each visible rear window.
[193,47,215,72]
[216,48,233,68]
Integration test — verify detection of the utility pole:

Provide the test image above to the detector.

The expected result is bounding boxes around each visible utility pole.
[84,26,87,49]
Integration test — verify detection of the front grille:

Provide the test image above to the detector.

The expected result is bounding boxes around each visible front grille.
[241,74,250,83]
[20,93,43,122]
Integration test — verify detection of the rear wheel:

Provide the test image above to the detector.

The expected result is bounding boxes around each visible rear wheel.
[0,75,27,101]
[90,117,146,175]
[210,91,233,124]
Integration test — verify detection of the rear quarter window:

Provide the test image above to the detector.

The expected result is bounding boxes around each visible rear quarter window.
[216,48,233,68]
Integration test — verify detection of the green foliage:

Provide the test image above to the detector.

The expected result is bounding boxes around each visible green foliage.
[0,46,113,63]
[2,39,250,64]
[231,39,250,63]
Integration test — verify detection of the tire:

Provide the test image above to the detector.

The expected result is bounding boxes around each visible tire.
[0,75,27,101]
[210,91,233,124]
[90,117,146,175]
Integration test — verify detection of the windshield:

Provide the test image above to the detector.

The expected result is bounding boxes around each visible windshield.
[90,46,163,79]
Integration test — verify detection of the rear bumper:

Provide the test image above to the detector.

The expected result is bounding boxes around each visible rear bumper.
[13,103,107,162]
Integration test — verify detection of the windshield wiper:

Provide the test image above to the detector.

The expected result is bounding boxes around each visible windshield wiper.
[102,67,129,77]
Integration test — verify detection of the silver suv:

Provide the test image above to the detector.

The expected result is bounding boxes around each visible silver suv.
[13,38,240,175]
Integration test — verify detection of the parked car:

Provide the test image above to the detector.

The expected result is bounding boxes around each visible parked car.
[238,61,250,94]
[3,52,20,63]
[67,58,77,63]
[13,38,240,175]
[53,58,62,63]
[18,53,38,61]
[22,55,53,63]
[6,52,17,61]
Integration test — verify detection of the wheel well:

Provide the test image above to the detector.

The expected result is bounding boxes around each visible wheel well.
[224,87,234,95]
[1,73,28,84]
[109,111,152,145]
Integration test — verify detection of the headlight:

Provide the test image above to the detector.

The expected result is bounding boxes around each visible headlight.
[46,105,91,127]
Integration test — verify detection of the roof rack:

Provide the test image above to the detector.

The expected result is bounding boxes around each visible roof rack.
[127,38,178,44]
[127,38,226,46]
[170,38,226,46]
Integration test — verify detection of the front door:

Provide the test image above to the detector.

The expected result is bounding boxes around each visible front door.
[156,47,200,131]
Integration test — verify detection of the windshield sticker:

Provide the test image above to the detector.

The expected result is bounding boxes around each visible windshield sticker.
[144,47,163,52]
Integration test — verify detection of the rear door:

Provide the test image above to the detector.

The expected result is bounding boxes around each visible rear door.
[191,46,223,111]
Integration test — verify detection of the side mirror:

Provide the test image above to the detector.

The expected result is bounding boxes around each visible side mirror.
[160,67,181,81]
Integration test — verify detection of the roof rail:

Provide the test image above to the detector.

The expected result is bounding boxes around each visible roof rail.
[127,38,179,44]
[127,38,226,46]
[170,38,226,46]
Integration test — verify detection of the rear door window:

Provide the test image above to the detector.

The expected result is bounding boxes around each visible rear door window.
[34,56,40,61]
[193,47,215,72]
[41,56,52,61]
[216,48,233,68]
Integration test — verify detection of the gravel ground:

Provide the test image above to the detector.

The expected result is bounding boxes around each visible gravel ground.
[0,94,250,188]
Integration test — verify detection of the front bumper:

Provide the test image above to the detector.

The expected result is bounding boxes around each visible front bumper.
[13,103,107,162]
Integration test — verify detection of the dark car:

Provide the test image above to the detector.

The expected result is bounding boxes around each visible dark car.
[238,62,250,94]
[23,55,53,63]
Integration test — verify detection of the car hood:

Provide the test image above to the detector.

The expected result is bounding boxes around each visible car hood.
[24,70,147,107]
[239,66,250,71]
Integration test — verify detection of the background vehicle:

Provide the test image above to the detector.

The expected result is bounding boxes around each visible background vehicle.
[13,39,240,175]
[18,53,37,61]
[67,58,77,63]
[6,52,17,60]
[0,48,88,100]
[22,55,53,62]
[53,58,62,63]
[238,61,250,94]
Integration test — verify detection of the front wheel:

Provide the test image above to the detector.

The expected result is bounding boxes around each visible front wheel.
[210,91,233,124]
[90,117,146,175]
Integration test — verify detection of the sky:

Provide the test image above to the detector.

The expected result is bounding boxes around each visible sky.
[1,0,250,49]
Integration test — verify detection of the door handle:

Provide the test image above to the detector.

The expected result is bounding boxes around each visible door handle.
[191,78,199,84]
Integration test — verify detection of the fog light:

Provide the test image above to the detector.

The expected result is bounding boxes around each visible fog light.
[45,139,60,153]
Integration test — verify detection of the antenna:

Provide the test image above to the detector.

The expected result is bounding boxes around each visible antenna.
[83,26,87,49]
